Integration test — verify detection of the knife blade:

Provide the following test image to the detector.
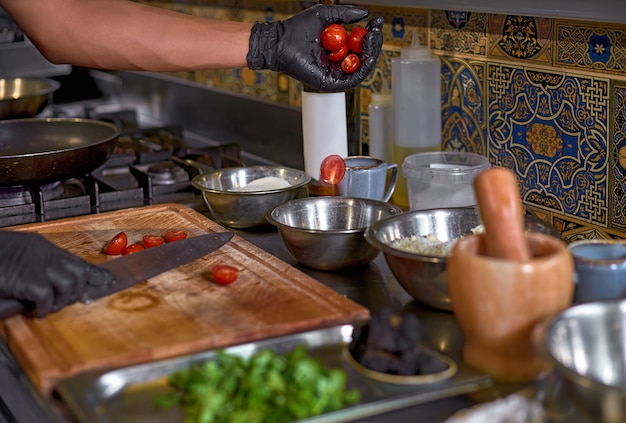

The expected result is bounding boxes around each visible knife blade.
[0,231,233,319]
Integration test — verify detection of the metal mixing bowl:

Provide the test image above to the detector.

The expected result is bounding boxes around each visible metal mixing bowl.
[266,196,403,271]
[542,300,626,423]
[0,78,60,120]
[192,166,311,228]
[364,207,561,311]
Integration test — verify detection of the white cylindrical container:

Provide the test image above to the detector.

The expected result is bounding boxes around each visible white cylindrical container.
[368,88,393,163]
[391,32,442,210]
[301,91,348,180]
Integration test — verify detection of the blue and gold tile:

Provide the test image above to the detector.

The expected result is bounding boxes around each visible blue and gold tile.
[488,15,552,65]
[431,10,488,56]
[441,56,487,154]
[487,63,609,228]
[555,19,626,75]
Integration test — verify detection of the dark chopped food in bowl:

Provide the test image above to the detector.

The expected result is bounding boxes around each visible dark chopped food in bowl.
[350,307,447,376]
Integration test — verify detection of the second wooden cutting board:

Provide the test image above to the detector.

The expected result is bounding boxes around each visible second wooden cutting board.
[0,204,370,396]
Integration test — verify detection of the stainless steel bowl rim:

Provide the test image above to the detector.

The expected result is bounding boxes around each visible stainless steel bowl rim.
[0,78,61,100]
[191,166,311,194]
[266,196,403,234]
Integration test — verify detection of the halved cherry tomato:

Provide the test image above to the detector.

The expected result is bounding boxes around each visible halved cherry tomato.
[165,230,188,243]
[142,235,165,248]
[341,53,361,74]
[327,44,349,62]
[321,24,348,52]
[320,154,346,184]
[348,27,368,54]
[211,265,239,285]
[103,231,128,255]
[123,243,145,255]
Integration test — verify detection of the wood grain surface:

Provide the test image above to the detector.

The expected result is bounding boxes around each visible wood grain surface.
[0,204,369,396]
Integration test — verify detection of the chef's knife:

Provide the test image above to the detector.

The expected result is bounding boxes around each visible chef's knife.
[0,231,234,319]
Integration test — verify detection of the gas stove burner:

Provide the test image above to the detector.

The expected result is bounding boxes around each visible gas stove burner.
[146,162,189,185]
[0,182,65,207]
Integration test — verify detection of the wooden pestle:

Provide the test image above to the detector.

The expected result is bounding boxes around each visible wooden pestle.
[473,167,531,262]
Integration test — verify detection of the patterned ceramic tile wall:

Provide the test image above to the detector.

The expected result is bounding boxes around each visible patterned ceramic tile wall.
[142,0,626,241]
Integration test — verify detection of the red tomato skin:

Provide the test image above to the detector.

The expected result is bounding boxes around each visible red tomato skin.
[341,53,361,74]
[211,265,239,285]
[165,230,188,243]
[320,154,346,184]
[327,44,349,62]
[103,232,128,255]
[142,235,165,248]
[321,24,348,52]
[348,27,368,54]
[123,243,145,255]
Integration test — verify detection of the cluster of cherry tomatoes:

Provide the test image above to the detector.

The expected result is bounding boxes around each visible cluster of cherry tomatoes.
[320,24,368,74]
[103,230,188,256]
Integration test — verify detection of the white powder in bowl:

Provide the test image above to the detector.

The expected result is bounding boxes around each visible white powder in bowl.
[234,176,291,192]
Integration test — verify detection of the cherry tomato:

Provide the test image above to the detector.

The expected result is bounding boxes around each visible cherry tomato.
[320,154,346,184]
[103,231,128,255]
[348,27,368,54]
[321,24,348,52]
[142,235,165,248]
[123,243,145,255]
[165,230,188,243]
[211,265,239,285]
[327,43,349,62]
[341,53,361,74]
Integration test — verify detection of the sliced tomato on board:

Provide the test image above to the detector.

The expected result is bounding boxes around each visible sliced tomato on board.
[123,243,145,255]
[165,230,188,243]
[211,265,239,285]
[142,235,165,248]
[103,231,128,255]
[320,154,346,184]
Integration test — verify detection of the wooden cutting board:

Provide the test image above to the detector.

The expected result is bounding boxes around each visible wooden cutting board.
[0,204,369,396]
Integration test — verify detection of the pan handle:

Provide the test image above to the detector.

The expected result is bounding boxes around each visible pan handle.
[0,299,24,320]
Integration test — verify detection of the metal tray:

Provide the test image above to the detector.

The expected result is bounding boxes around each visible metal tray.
[56,325,492,423]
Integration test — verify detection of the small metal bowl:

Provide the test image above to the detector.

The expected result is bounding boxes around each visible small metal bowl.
[0,78,60,120]
[192,166,311,229]
[266,196,403,271]
[364,207,561,311]
[541,300,626,422]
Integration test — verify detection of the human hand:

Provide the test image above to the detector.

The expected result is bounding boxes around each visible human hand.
[247,4,383,92]
[0,231,113,317]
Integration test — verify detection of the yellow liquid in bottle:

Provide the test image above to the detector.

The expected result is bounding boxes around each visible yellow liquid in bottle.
[391,144,441,210]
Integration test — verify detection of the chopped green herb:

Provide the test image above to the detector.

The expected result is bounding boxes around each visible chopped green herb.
[154,345,360,423]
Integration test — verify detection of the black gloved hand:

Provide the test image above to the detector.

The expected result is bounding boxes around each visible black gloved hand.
[0,231,114,317]
[247,4,384,93]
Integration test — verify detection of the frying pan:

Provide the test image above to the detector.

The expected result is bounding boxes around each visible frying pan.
[0,78,60,120]
[0,118,120,187]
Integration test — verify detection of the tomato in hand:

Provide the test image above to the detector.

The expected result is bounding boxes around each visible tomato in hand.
[103,231,128,255]
[211,265,239,285]
[165,230,188,243]
[341,53,361,74]
[320,154,346,184]
[142,235,165,248]
[327,43,349,62]
[321,24,348,52]
[347,27,368,54]
[123,243,145,255]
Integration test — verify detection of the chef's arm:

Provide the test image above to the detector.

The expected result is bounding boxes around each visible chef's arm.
[0,0,252,71]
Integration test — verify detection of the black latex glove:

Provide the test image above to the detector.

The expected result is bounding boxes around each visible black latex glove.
[0,231,114,317]
[247,4,384,93]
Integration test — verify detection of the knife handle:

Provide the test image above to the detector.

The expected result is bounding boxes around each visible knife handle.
[0,299,24,320]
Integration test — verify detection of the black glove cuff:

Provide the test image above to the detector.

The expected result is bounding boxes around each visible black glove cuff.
[247,21,278,71]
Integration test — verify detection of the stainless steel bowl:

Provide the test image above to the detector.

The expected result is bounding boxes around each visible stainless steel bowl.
[542,300,626,423]
[364,207,561,311]
[192,166,311,228]
[0,78,60,120]
[266,196,403,271]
